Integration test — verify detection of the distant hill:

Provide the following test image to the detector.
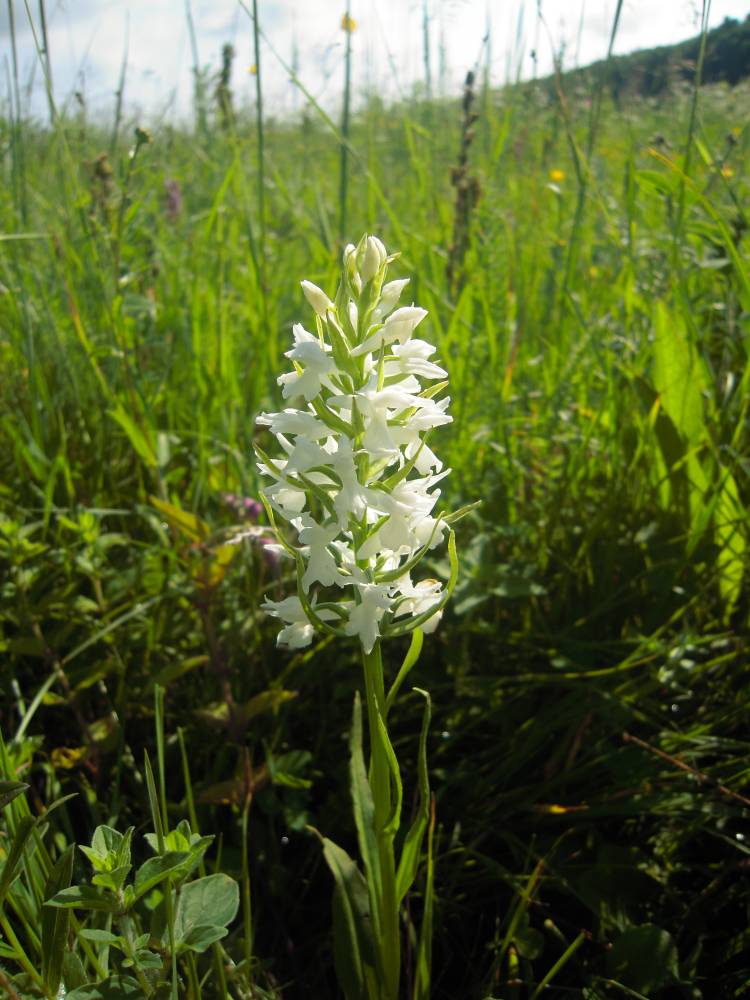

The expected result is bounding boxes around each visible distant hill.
[567,14,750,98]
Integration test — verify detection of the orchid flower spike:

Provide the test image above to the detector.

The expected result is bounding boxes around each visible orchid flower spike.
[257,233,463,653]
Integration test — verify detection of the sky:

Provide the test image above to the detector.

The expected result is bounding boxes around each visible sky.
[2,0,749,123]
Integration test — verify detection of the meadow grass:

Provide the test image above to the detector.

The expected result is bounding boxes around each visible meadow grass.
[0,13,749,996]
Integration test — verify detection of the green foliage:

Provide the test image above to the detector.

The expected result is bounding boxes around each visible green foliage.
[606,924,680,993]
[566,14,750,98]
[0,751,239,996]
[173,874,240,953]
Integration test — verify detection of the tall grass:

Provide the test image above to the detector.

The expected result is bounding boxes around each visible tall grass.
[1,4,749,996]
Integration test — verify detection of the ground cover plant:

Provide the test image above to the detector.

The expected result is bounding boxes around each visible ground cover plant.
[1,3,749,997]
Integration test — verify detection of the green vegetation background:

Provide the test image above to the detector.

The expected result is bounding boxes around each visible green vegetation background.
[1,10,749,997]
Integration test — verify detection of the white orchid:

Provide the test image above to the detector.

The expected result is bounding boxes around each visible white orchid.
[261,595,338,649]
[256,242,476,1000]
[256,234,464,654]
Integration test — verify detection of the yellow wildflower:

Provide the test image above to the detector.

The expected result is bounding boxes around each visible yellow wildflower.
[549,168,565,183]
[721,165,733,178]
[248,64,257,75]
[341,13,356,32]
[51,746,87,769]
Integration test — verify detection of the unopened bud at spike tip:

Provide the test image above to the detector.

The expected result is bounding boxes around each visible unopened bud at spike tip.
[359,235,387,285]
[301,280,333,318]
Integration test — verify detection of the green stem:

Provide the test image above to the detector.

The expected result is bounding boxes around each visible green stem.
[529,931,585,1000]
[119,912,154,996]
[187,952,201,998]
[251,0,266,306]
[0,913,42,988]
[338,2,352,241]
[240,794,253,974]
[361,641,400,1000]
[178,727,230,995]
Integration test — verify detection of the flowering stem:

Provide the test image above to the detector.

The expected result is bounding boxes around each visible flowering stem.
[362,640,400,999]
[258,235,461,998]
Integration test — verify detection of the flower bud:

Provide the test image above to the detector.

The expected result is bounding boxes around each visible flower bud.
[301,280,333,318]
[343,242,362,295]
[359,235,387,285]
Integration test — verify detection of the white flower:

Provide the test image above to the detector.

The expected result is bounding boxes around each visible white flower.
[351,306,428,358]
[298,517,351,589]
[395,578,444,633]
[256,234,456,652]
[263,481,307,518]
[373,278,409,323]
[376,475,444,552]
[344,583,394,653]
[327,437,374,526]
[283,436,338,476]
[256,409,330,440]
[262,595,337,648]
[278,324,335,401]
[388,340,447,380]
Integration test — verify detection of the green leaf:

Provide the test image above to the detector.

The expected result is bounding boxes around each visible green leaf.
[0,815,35,907]
[453,592,489,616]
[606,924,679,993]
[241,688,299,721]
[91,863,132,893]
[442,499,482,525]
[45,884,120,913]
[413,792,435,1000]
[515,924,544,960]
[133,948,162,969]
[654,304,705,413]
[271,771,312,790]
[149,495,210,542]
[348,693,382,937]
[0,780,28,811]
[109,405,158,467]
[267,750,313,792]
[652,299,710,535]
[153,654,210,687]
[173,873,239,947]
[93,824,133,865]
[491,572,546,598]
[385,629,423,717]
[63,952,88,990]
[78,929,122,946]
[375,708,403,838]
[143,750,165,852]
[395,690,431,905]
[66,975,144,999]
[195,689,298,728]
[142,821,212,882]
[179,923,229,953]
[42,845,75,994]
[714,468,746,616]
[322,837,374,1000]
[134,850,192,900]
